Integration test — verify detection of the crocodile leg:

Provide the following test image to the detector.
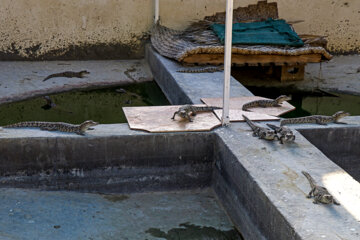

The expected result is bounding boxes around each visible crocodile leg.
[315,119,327,125]
[171,111,179,120]
[186,113,193,122]
[307,188,315,198]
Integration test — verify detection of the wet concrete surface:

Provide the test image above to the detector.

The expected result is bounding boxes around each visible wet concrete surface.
[0,188,241,240]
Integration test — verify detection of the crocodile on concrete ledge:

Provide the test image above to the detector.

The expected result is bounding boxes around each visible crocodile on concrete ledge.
[242,114,278,141]
[302,171,340,205]
[266,123,295,144]
[0,120,98,135]
[171,105,222,122]
[280,111,350,126]
[176,65,224,73]
[43,70,90,82]
[242,95,291,111]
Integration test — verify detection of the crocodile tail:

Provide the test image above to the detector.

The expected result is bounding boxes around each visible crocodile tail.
[43,75,54,82]
[266,123,279,131]
[3,121,39,128]
[301,171,316,188]
[242,114,256,130]
[280,119,288,126]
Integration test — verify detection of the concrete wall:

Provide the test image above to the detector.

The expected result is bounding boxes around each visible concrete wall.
[0,0,358,60]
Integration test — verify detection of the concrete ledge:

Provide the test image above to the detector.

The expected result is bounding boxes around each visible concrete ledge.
[145,44,253,104]
[214,122,360,240]
[0,125,214,193]
[298,125,360,182]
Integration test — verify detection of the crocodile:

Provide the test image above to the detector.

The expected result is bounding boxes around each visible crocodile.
[171,105,222,122]
[280,111,350,126]
[0,120,98,135]
[242,115,278,141]
[266,123,295,144]
[242,95,291,111]
[302,171,340,205]
[176,65,224,73]
[43,70,90,82]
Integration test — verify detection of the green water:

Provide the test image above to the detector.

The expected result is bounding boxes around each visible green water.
[0,82,169,125]
[246,86,360,118]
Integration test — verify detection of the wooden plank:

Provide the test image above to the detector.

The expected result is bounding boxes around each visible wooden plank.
[201,96,295,117]
[123,105,221,133]
[182,53,322,65]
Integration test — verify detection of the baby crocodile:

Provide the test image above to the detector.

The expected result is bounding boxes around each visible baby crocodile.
[242,95,291,111]
[171,105,222,122]
[177,66,224,73]
[43,70,90,82]
[0,120,98,135]
[242,115,278,141]
[280,111,350,126]
[266,123,295,144]
[302,171,340,205]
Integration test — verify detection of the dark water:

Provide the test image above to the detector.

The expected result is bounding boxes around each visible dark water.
[146,223,243,240]
[0,82,169,125]
[246,86,360,118]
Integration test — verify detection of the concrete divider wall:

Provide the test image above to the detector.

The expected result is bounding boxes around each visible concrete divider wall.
[212,133,300,240]
[299,127,360,182]
[0,132,215,193]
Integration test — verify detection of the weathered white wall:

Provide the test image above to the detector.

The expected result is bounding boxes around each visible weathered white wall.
[0,0,358,60]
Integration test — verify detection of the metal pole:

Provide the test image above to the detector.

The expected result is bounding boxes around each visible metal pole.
[222,0,233,126]
[154,0,159,23]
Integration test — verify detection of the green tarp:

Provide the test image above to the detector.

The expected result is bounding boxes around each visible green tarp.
[211,18,304,47]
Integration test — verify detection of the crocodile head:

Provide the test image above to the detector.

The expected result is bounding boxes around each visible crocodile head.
[80,70,90,77]
[80,120,99,131]
[333,111,350,121]
[260,130,278,141]
[275,95,292,104]
[320,194,336,204]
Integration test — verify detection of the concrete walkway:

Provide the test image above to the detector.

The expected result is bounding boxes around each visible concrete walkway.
[0,60,152,105]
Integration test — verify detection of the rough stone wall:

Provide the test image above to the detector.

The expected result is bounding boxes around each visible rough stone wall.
[0,0,358,60]
[0,0,153,60]
[277,0,360,54]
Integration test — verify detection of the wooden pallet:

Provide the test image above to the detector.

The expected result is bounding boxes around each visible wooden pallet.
[182,54,320,81]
